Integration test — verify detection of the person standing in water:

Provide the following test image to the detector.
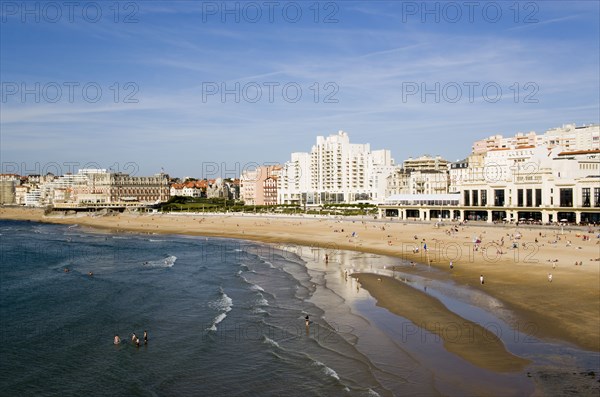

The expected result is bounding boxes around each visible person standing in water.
[143,330,148,345]
[305,315,310,336]
[114,335,121,345]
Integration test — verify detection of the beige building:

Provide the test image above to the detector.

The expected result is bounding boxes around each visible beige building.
[263,175,278,206]
[69,170,169,204]
[240,165,280,205]
[386,155,450,197]
[15,185,28,205]
[0,174,21,204]
[471,123,599,154]
[402,155,448,171]
[85,172,170,203]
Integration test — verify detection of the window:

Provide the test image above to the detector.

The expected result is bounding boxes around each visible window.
[494,189,505,206]
[535,189,542,207]
[526,189,533,207]
[481,190,487,206]
[595,188,600,207]
[464,190,470,206]
[517,189,524,207]
[472,190,479,206]
[560,188,573,207]
[582,188,591,207]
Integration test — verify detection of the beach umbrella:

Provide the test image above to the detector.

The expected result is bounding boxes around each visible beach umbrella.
[560,219,568,222]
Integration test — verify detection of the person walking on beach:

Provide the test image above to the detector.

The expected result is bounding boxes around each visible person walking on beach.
[480,275,484,285]
[548,273,553,283]
[305,315,310,327]
[449,261,453,269]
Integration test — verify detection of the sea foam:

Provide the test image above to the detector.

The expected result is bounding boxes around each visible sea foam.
[313,361,340,381]
[262,336,280,349]
[207,288,233,331]
[143,255,177,268]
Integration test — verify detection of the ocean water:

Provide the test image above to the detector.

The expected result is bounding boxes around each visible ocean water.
[0,220,598,397]
[0,220,387,396]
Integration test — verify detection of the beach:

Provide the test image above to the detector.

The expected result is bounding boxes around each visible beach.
[1,206,599,356]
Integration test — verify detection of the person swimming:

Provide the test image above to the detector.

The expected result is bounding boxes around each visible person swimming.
[114,335,121,345]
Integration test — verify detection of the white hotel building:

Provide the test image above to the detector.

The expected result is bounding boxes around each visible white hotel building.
[278,131,395,205]
[379,124,600,224]
[277,152,311,205]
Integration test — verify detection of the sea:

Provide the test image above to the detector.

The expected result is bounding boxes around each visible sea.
[0,219,598,397]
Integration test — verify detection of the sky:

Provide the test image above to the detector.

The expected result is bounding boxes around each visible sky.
[1,0,599,178]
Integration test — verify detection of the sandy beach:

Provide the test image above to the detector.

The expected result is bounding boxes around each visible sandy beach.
[1,206,599,355]
[352,273,531,372]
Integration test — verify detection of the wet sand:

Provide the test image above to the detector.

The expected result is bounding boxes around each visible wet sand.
[1,207,599,353]
[352,273,531,372]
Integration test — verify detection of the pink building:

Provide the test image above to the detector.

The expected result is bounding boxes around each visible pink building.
[240,165,280,205]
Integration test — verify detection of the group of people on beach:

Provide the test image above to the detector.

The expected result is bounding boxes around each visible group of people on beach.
[114,330,148,347]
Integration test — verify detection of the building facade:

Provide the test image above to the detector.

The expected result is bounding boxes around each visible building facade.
[80,171,170,204]
[386,155,450,197]
[277,152,311,205]
[471,123,599,154]
[277,131,395,205]
[240,165,280,206]
[381,144,600,224]
[0,174,20,205]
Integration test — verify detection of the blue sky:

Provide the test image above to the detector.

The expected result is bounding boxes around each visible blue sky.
[1,0,599,177]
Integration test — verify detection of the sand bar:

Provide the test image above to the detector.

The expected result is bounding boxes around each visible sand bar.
[352,273,531,372]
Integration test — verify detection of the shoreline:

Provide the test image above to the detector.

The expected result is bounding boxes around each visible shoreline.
[1,206,599,353]
[352,273,531,373]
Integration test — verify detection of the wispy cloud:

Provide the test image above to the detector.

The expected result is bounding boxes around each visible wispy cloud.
[1,1,598,176]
